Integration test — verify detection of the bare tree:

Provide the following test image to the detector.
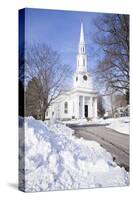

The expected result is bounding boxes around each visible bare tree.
[93,14,129,102]
[97,95,105,117]
[25,43,70,120]
[19,45,25,116]
[113,94,128,109]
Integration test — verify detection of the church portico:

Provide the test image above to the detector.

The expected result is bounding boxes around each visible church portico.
[77,95,97,119]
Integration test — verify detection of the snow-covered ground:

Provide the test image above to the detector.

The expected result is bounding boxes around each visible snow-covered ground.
[64,118,89,125]
[19,117,129,192]
[64,117,130,135]
[90,117,129,135]
[106,117,129,135]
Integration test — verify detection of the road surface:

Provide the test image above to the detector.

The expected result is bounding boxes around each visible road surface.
[68,124,129,171]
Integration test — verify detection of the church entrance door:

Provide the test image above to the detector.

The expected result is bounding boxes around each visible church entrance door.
[85,105,88,118]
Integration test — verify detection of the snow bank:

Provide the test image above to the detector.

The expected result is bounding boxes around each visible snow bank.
[19,117,129,192]
[90,117,129,134]
[106,117,129,135]
[89,117,129,135]
[64,118,89,125]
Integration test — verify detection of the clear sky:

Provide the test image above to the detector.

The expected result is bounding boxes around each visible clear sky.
[23,8,103,77]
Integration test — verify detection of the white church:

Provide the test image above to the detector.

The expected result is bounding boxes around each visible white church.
[46,23,98,121]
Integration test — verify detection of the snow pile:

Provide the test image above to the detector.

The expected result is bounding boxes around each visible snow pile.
[19,117,129,192]
[106,117,129,135]
[64,118,88,125]
[49,123,74,137]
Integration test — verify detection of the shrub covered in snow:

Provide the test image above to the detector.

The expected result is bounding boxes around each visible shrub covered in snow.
[106,117,129,135]
[19,117,129,192]
[115,105,129,117]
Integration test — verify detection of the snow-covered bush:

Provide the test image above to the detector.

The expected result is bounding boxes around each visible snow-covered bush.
[115,105,129,117]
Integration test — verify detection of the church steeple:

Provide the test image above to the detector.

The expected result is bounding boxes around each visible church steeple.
[73,23,93,90]
[77,23,87,73]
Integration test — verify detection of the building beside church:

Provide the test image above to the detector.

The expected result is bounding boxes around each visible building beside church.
[46,23,98,120]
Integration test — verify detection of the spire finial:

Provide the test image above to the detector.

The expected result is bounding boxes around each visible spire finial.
[80,23,85,43]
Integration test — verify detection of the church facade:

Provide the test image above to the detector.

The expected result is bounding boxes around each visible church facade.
[46,24,98,120]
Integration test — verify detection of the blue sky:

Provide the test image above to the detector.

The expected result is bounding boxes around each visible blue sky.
[19,8,123,110]
[24,8,102,76]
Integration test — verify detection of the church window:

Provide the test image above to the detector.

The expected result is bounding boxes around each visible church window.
[64,102,68,114]
[83,75,87,80]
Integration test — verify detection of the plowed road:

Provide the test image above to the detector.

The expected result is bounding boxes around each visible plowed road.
[68,124,129,171]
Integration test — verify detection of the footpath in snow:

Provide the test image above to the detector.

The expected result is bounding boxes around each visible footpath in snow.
[19,117,129,192]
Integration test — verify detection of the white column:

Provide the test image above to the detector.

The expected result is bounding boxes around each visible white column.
[92,97,95,118]
[76,95,79,119]
[93,97,97,118]
[94,98,98,118]
[82,96,85,118]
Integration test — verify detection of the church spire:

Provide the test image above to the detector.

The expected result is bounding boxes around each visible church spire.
[77,23,87,72]
[79,23,85,44]
[78,23,86,54]
[73,23,93,90]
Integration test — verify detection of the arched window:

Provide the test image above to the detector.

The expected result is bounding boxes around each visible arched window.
[64,102,68,114]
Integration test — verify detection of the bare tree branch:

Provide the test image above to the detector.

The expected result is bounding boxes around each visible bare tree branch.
[25,43,71,120]
[93,14,129,103]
